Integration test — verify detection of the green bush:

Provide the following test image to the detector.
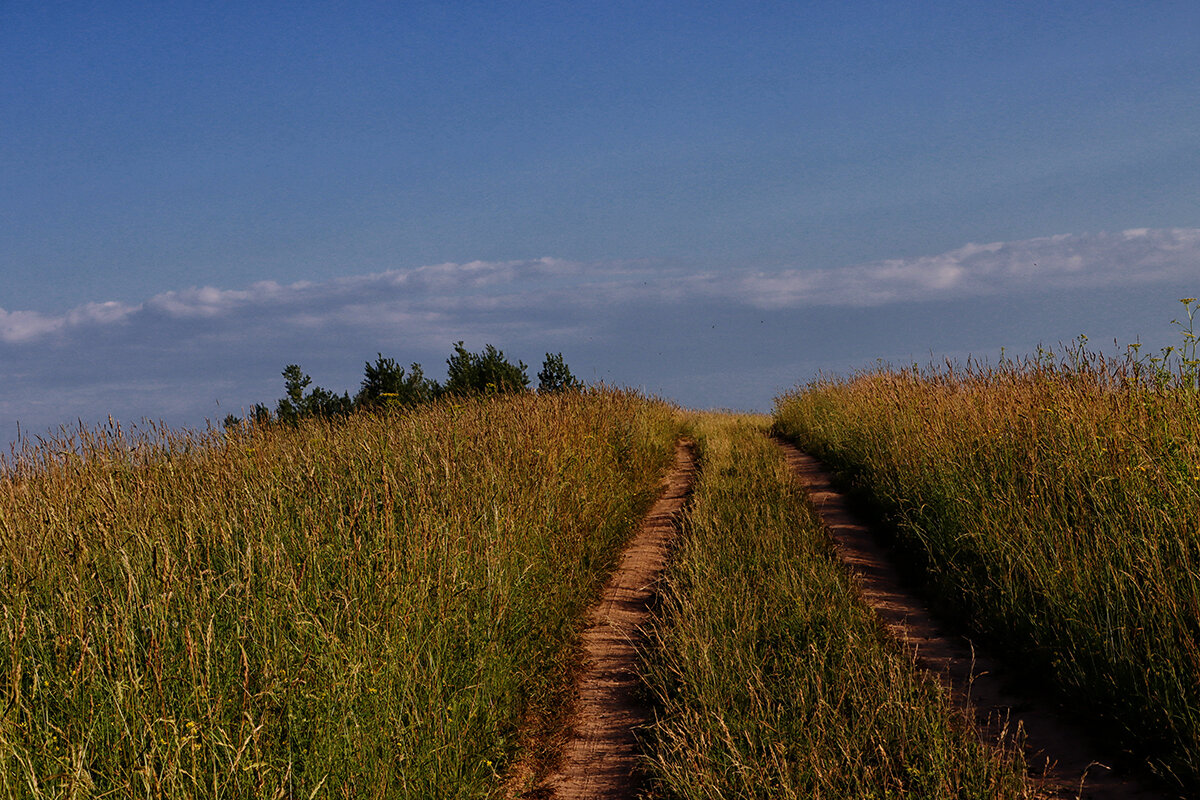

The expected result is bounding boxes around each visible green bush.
[444,342,529,396]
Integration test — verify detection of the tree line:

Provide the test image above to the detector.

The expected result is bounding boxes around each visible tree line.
[224,342,582,428]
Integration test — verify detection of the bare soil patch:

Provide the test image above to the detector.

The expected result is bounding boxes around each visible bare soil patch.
[775,439,1167,799]
[506,440,696,800]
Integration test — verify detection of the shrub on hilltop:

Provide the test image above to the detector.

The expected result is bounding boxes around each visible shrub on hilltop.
[275,364,353,424]
[225,342,585,428]
[538,351,583,393]
[444,341,529,396]
[355,353,440,411]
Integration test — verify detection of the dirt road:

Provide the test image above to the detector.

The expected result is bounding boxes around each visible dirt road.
[508,434,1167,799]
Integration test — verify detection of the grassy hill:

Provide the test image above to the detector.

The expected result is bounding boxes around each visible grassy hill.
[0,390,679,797]
[774,350,1200,791]
[5,354,1199,796]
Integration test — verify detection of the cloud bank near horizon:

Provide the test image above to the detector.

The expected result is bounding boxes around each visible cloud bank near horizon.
[3,229,1197,348]
[2,228,1198,441]
[735,228,1200,308]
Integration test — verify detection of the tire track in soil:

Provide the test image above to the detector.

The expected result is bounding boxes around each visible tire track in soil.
[508,439,696,800]
[776,438,1167,800]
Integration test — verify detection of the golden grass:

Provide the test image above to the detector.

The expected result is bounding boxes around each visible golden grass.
[774,356,1200,790]
[641,413,1028,798]
[0,390,680,798]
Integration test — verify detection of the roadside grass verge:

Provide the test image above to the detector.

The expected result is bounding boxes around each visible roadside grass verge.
[773,355,1200,790]
[0,390,680,798]
[642,413,1028,799]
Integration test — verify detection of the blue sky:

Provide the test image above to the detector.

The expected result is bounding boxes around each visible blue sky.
[3,1,1199,442]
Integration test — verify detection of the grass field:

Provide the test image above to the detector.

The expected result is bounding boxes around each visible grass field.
[773,351,1200,790]
[641,414,1029,799]
[0,390,680,798]
[10,352,1199,797]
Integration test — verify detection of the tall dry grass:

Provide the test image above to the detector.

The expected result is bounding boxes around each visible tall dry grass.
[0,390,680,798]
[641,414,1028,799]
[774,349,1200,789]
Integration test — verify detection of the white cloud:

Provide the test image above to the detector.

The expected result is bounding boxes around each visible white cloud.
[736,228,1200,309]
[0,301,137,343]
[145,281,297,318]
[0,309,61,343]
[4,231,1198,349]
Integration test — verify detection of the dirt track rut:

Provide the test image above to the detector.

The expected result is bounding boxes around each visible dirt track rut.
[513,440,696,800]
[776,439,1166,800]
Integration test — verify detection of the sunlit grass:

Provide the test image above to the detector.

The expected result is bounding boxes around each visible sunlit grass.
[642,413,1028,799]
[774,349,1200,790]
[0,390,681,798]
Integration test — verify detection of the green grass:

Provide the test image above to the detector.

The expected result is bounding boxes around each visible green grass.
[774,356,1200,791]
[641,413,1028,799]
[0,390,680,798]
